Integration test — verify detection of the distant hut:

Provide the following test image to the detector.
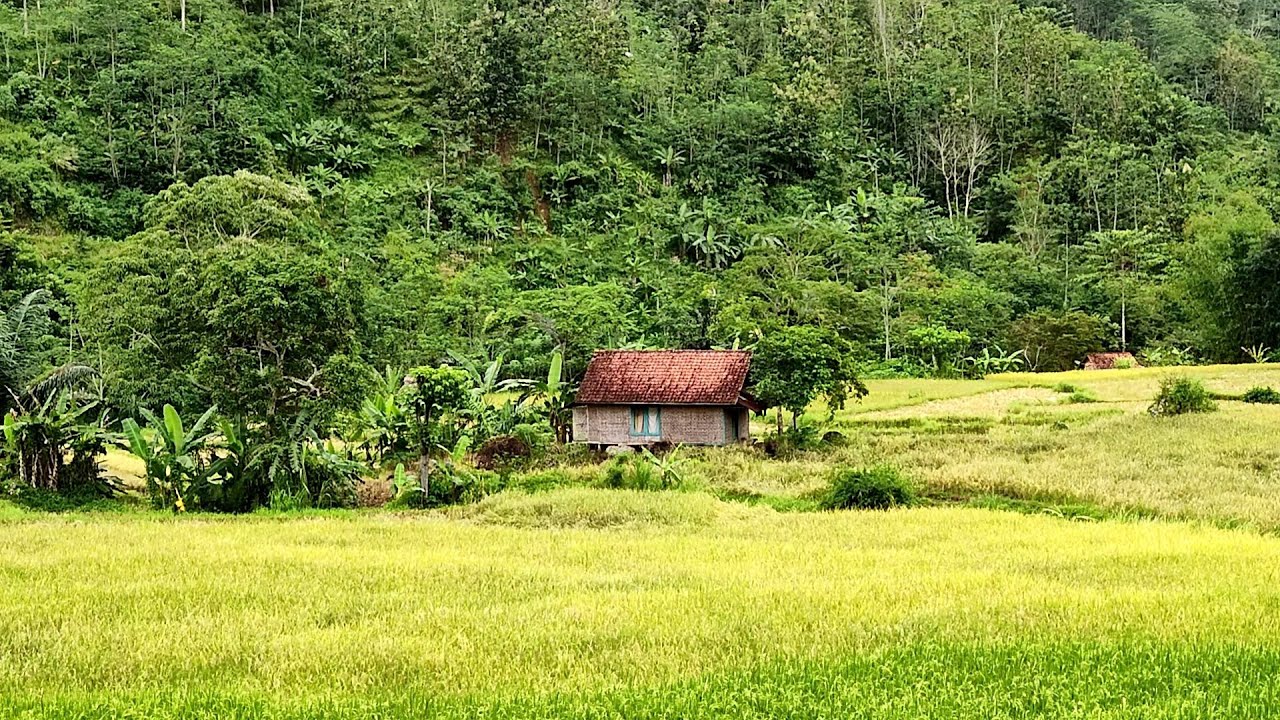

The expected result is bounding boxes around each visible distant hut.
[1084,352,1141,370]
[571,350,762,448]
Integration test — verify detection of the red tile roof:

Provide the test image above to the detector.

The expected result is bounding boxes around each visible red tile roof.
[576,350,754,407]
[1084,352,1141,370]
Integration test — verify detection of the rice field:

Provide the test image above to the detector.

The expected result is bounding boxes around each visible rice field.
[720,364,1280,531]
[4,502,1280,718]
[7,365,1280,718]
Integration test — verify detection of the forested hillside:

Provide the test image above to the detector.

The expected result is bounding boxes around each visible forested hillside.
[5,0,1280,410]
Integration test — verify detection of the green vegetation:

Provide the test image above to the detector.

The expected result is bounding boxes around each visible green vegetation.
[753,326,867,430]
[1148,375,1217,416]
[1243,386,1280,404]
[10,0,1280,512]
[822,465,916,510]
[11,0,1280,713]
[5,366,1280,715]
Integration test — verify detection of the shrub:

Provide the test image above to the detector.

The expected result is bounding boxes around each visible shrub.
[544,442,597,467]
[600,457,627,489]
[905,323,972,377]
[425,468,501,506]
[385,462,502,509]
[1066,390,1098,404]
[1140,345,1197,367]
[822,466,916,510]
[858,357,932,379]
[1148,376,1217,417]
[303,451,365,509]
[599,454,660,491]
[1243,386,1280,404]
[596,449,689,491]
[3,484,125,513]
[763,423,825,456]
[511,423,553,455]
[385,463,423,509]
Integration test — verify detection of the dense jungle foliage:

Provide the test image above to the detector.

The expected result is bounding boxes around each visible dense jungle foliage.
[7,0,1280,507]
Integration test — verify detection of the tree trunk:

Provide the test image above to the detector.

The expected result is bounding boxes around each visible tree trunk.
[418,408,431,497]
[1062,238,1070,309]
[881,271,893,360]
[20,442,60,491]
[180,0,187,30]
[1120,287,1127,350]
[417,452,430,497]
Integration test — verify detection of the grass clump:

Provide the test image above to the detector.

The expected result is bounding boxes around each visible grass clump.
[1243,386,1280,404]
[1148,375,1217,417]
[1052,382,1080,393]
[822,466,916,510]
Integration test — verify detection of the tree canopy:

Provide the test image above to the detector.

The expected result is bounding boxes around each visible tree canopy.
[5,0,1280,416]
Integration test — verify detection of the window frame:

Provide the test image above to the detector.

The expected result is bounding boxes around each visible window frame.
[629,406,662,437]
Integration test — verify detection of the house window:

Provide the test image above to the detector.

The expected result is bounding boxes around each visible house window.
[630,406,661,436]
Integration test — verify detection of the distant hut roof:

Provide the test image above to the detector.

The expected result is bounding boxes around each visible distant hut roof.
[1084,352,1141,370]
[576,350,760,409]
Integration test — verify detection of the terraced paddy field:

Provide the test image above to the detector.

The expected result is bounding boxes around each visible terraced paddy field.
[6,365,1280,718]
[726,364,1280,530]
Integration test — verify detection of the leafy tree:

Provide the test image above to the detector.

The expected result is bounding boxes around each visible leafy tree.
[751,326,868,432]
[403,365,471,497]
[79,174,365,424]
[1079,229,1165,350]
[9,0,1280,420]
[1008,309,1111,371]
[1180,192,1280,360]
[188,242,365,426]
[904,324,972,377]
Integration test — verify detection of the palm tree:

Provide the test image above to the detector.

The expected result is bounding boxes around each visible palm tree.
[0,290,45,405]
[1,290,95,414]
[1,290,104,491]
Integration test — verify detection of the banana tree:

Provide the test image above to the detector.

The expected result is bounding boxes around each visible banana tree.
[343,366,410,465]
[122,404,218,511]
[2,390,106,491]
[519,350,574,444]
[446,351,532,440]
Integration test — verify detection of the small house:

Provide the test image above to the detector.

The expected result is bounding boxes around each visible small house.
[572,350,762,448]
[1084,352,1141,370]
